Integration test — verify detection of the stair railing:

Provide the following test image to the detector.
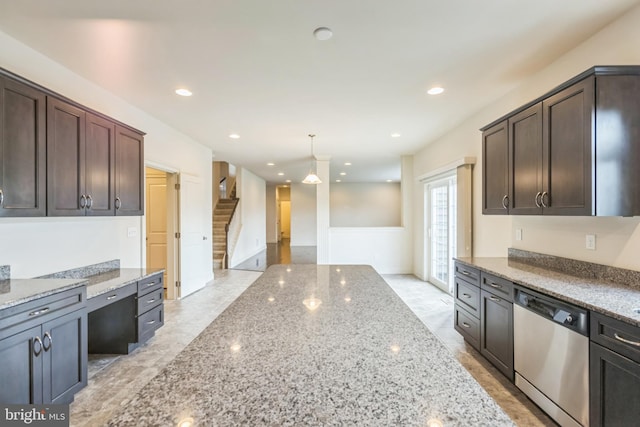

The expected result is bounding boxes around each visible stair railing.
[225,198,241,268]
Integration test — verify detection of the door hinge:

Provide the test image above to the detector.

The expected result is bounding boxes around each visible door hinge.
[176,281,181,288]
[175,232,181,238]
[175,183,181,190]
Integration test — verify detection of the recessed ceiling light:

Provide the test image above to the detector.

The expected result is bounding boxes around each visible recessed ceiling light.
[277,172,284,176]
[267,162,275,166]
[344,162,352,166]
[336,179,341,183]
[229,133,240,139]
[286,179,291,183]
[391,133,401,138]
[175,88,192,97]
[427,86,444,95]
[313,27,333,41]
[386,179,393,182]
[340,172,346,176]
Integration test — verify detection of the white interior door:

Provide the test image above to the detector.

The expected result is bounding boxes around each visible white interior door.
[178,173,208,298]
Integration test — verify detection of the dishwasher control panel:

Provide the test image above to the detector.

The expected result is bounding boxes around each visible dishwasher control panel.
[514,287,589,336]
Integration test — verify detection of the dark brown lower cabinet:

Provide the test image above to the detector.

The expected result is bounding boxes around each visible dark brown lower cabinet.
[480,289,514,380]
[590,312,640,426]
[0,308,87,404]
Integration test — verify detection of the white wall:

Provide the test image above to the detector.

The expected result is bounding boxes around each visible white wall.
[290,183,317,246]
[330,183,401,227]
[265,185,278,244]
[229,168,266,265]
[412,3,640,275]
[0,30,213,286]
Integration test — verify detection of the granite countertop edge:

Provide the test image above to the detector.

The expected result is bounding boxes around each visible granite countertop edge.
[0,279,87,311]
[455,257,640,327]
[84,268,165,299]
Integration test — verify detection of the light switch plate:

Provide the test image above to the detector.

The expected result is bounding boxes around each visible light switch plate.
[127,227,138,238]
[515,229,523,241]
[586,234,596,250]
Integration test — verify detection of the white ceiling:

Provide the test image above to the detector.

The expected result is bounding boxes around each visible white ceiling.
[1,0,638,184]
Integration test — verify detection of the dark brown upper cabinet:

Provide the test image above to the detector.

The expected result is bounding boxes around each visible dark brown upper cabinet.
[482,66,640,217]
[482,120,509,214]
[0,76,46,217]
[85,113,116,216]
[115,125,144,216]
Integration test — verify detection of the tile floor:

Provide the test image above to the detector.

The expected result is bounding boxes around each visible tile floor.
[71,268,555,426]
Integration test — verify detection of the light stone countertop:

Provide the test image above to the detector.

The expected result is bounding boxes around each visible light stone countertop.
[455,257,640,327]
[0,278,86,310]
[106,264,514,426]
[0,268,164,311]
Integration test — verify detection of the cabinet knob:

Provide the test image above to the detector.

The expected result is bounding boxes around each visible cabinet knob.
[43,332,52,351]
[541,191,549,208]
[33,336,43,356]
[535,192,542,208]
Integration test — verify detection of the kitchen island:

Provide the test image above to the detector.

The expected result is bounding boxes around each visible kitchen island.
[106,264,514,426]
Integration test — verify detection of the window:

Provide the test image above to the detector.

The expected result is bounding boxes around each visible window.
[426,174,457,293]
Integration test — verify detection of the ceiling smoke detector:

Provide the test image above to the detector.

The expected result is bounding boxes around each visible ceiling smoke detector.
[313,27,333,41]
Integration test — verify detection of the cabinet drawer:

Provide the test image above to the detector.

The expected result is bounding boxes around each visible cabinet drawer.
[87,283,137,313]
[0,287,85,337]
[454,262,480,286]
[591,312,640,364]
[138,304,163,344]
[137,288,163,314]
[455,277,480,317]
[481,272,514,301]
[137,273,163,296]
[454,305,480,350]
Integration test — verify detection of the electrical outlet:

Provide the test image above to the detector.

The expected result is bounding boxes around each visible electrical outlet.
[515,229,523,241]
[586,234,596,250]
[127,227,138,238]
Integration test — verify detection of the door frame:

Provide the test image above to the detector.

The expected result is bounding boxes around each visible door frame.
[144,161,179,300]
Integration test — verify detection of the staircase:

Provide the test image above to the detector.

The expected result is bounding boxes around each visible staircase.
[213,197,238,269]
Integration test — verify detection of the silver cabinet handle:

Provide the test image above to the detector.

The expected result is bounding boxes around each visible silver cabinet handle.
[115,197,121,210]
[461,322,471,328]
[462,293,471,298]
[614,333,640,347]
[43,332,52,351]
[146,298,156,303]
[0,188,4,207]
[33,336,43,356]
[489,296,501,302]
[106,294,118,300]
[535,191,542,208]
[29,307,50,317]
[501,195,509,209]
[541,191,549,208]
[86,194,93,209]
[489,282,503,289]
[146,320,156,325]
[146,281,157,287]
[80,194,87,208]
[461,270,471,276]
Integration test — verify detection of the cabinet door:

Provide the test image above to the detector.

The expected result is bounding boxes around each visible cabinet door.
[542,76,594,215]
[0,325,43,404]
[85,113,115,216]
[509,103,543,215]
[482,120,509,214]
[590,342,640,427]
[480,290,513,380]
[115,125,144,216]
[41,309,87,404]
[47,97,86,216]
[0,76,46,217]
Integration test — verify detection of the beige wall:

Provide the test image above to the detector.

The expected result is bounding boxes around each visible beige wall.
[413,3,640,276]
[330,183,401,227]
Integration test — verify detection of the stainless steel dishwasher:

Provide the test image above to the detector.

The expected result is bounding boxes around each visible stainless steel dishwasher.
[513,287,589,427]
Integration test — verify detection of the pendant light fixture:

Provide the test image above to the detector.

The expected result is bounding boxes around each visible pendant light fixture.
[302,134,322,184]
